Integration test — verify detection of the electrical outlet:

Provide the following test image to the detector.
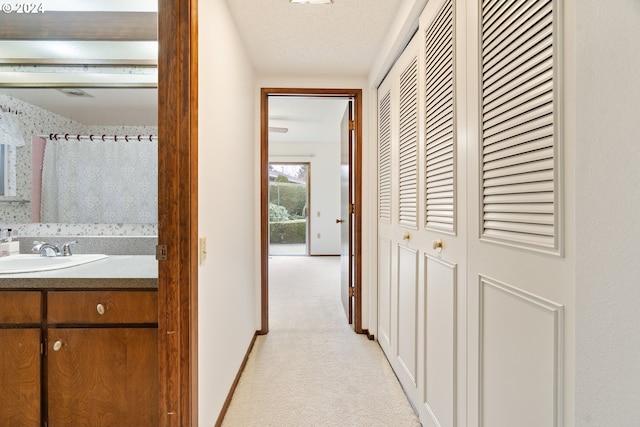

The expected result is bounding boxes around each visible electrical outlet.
[199,236,207,265]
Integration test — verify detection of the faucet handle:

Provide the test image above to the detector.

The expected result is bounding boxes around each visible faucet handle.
[61,240,77,256]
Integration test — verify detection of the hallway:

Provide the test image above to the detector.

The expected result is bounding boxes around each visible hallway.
[221,256,420,426]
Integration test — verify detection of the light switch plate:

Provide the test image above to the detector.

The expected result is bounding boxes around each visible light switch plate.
[199,236,207,265]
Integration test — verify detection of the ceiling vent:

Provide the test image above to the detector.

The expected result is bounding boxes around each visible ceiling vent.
[57,88,94,98]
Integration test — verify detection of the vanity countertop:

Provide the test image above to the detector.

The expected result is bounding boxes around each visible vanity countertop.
[0,255,157,289]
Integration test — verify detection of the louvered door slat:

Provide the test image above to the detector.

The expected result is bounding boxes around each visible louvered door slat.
[484,141,553,168]
[484,158,553,179]
[425,0,455,233]
[484,169,553,188]
[484,211,554,225]
[378,91,392,224]
[398,56,419,228]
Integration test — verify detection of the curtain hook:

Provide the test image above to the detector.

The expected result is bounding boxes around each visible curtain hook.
[89,134,94,141]
[76,135,81,141]
[138,135,142,141]
[101,135,106,141]
[64,134,69,141]
[125,135,129,142]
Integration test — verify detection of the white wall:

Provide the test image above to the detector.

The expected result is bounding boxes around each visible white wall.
[198,0,257,424]
[575,1,640,425]
[270,141,341,255]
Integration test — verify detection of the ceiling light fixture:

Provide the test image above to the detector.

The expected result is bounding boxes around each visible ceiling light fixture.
[290,0,334,4]
[268,126,289,133]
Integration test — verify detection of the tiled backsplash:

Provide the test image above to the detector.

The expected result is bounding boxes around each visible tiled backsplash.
[14,235,157,255]
[0,93,158,237]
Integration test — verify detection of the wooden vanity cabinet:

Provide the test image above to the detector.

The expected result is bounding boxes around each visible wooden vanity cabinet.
[0,291,42,427]
[46,290,159,427]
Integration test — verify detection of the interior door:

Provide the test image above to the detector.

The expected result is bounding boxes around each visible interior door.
[339,101,353,324]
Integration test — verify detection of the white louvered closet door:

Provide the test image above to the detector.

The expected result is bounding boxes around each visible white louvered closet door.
[418,0,468,426]
[376,32,423,407]
[466,0,572,426]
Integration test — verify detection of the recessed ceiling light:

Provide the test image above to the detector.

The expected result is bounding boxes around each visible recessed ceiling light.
[268,126,289,133]
[290,0,334,4]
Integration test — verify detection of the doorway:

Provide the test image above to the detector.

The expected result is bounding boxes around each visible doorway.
[260,88,363,335]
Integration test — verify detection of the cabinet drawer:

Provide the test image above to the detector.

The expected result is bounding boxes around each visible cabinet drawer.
[0,291,41,324]
[47,291,157,324]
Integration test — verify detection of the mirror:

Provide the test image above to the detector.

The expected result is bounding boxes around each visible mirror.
[0,2,158,229]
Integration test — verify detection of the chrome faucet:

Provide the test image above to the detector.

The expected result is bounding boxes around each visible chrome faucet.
[32,240,77,257]
[32,242,60,257]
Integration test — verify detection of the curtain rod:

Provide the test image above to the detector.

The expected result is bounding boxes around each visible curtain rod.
[0,105,22,114]
[40,133,158,142]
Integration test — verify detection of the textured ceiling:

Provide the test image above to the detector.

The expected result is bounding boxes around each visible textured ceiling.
[225,0,404,75]
[269,96,349,145]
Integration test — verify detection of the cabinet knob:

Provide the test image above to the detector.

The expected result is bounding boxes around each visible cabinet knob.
[96,303,105,315]
[53,340,63,352]
[433,238,443,253]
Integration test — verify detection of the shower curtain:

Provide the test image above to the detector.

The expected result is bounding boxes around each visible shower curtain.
[40,139,158,223]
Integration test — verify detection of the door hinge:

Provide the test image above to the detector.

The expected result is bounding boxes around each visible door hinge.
[349,287,355,298]
[349,120,356,131]
[156,244,168,261]
[350,203,355,215]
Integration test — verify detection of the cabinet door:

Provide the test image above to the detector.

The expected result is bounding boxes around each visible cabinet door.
[47,328,158,427]
[0,329,41,427]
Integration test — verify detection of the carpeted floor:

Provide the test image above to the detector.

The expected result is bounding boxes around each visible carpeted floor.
[221,256,421,427]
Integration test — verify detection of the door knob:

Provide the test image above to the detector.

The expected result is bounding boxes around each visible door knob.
[403,232,411,241]
[53,340,63,352]
[336,219,344,224]
[433,238,443,252]
[96,303,105,315]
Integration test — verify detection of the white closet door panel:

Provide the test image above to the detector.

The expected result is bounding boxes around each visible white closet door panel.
[479,276,563,427]
[378,237,393,352]
[424,255,457,427]
[397,245,419,387]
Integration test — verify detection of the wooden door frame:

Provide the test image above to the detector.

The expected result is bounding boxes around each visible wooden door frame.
[260,88,363,334]
[158,0,198,426]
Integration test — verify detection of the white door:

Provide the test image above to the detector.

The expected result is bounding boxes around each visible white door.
[377,0,573,426]
[417,0,467,425]
[377,33,421,405]
[465,0,573,426]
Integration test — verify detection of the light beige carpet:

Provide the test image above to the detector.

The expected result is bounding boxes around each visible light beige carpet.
[221,256,421,427]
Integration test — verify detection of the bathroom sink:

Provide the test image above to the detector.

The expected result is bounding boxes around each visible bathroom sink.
[0,254,109,274]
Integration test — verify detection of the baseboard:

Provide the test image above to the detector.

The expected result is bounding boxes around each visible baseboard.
[215,331,258,427]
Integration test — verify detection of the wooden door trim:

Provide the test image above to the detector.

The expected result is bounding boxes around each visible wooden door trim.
[260,88,363,334]
[158,0,198,426]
